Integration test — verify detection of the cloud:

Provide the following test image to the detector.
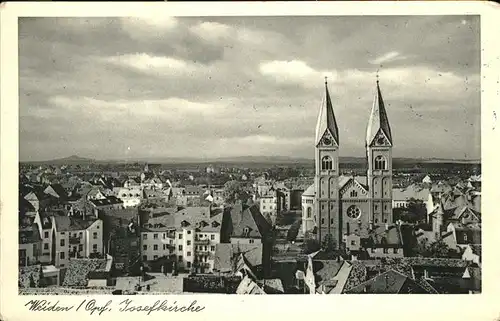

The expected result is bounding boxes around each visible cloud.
[120,16,179,39]
[18,16,481,161]
[259,60,337,88]
[369,51,408,65]
[104,53,196,75]
[189,21,232,42]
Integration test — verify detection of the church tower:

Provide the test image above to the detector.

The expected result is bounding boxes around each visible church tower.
[315,78,340,245]
[366,78,393,225]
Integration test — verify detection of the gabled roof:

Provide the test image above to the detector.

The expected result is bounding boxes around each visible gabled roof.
[362,224,403,248]
[346,269,429,294]
[315,81,339,146]
[53,216,98,232]
[366,80,392,147]
[302,184,315,197]
[228,203,271,239]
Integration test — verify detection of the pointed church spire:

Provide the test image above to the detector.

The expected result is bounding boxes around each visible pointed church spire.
[366,77,392,147]
[315,77,339,146]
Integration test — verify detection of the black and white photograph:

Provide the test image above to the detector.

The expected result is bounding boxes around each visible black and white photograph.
[13,13,485,296]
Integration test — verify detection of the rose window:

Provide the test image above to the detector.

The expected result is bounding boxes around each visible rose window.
[347,205,361,219]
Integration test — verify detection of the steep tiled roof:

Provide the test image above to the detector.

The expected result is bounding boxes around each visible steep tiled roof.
[214,243,263,273]
[228,203,271,239]
[392,184,430,201]
[53,216,98,232]
[346,270,429,294]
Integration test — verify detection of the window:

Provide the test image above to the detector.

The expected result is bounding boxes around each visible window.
[93,232,98,239]
[321,156,333,170]
[44,243,49,250]
[163,244,167,250]
[143,245,147,250]
[330,218,334,224]
[143,255,147,261]
[211,234,215,240]
[61,232,65,235]
[178,234,183,240]
[60,239,65,247]
[321,218,325,224]
[464,234,468,242]
[44,231,49,238]
[187,230,191,235]
[374,204,378,210]
[211,246,215,251]
[93,244,97,252]
[187,262,191,268]
[393,248,398,254]
[178,245,183,251]
[163,233,166,239]
[187,240,191,246]
[178,255,183,262]
[346,205,361,219]
[374,156,387,170]
[375,219,379,223]
[97,225,100,229]
[143,234,147,240]
[351,240,356,246]
[383,248,388,254]
[78,244,83,251]
[187,251,191,257]
[153,245,158,251]
[60,252,65,259]
[153,234,158,240]
[307,208,312,218]
[249,239,254,244]
[350,190,358,197]
[321,204,325,210]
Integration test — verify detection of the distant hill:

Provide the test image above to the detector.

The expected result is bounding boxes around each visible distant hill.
[21,155,480,166]
[24,155,96,165]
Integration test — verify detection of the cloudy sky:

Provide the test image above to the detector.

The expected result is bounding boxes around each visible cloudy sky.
[19,15,480,161]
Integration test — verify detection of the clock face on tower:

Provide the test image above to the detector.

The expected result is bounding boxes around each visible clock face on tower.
[323,137,332,146]
[377,136,385,145]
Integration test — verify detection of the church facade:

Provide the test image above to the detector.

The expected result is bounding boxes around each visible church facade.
[302,79,394,249]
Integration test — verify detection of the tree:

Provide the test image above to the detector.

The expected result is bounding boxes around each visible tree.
[303,238,321,254]
[427,240,452,258]
[321,234,336,253]
[222,180,249,205]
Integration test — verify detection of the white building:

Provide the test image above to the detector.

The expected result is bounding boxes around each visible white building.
[115,187,143,208]
[392,184,435,214]
[51,216,104,268]
[141,206,223,273]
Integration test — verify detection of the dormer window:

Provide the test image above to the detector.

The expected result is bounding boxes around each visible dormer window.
[243,227,250,237]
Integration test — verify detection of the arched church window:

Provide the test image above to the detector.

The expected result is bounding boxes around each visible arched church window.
[350,190,358,197]
[374,156,387,170]
[307,208,312,218]
[321,156,333,170]
[346,205,361,219]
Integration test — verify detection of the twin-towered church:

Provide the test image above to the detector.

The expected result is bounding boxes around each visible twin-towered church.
[302,78,395,250]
